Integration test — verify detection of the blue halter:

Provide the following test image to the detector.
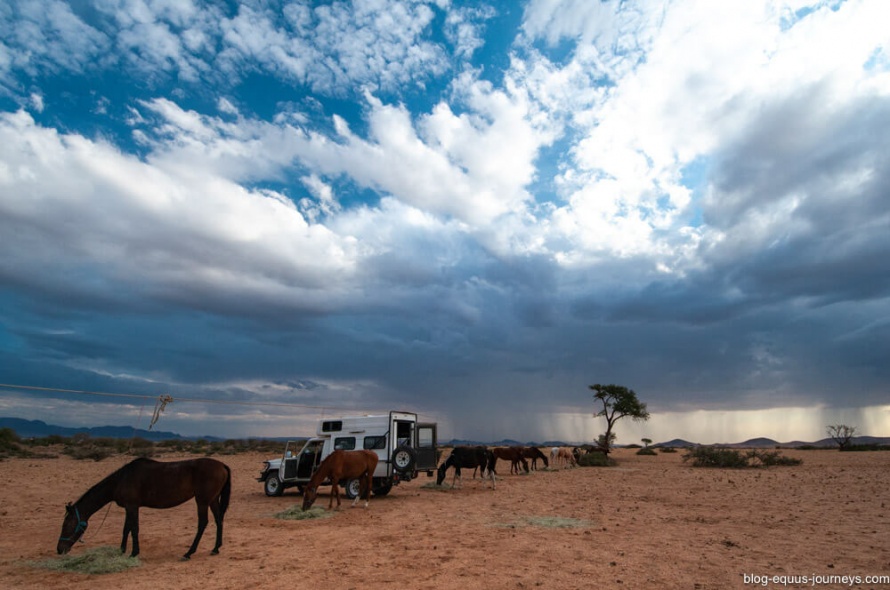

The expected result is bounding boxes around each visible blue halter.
[59,505,88,543]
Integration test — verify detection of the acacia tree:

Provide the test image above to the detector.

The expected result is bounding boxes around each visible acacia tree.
[827,424,856,451]
[590,383,650,454]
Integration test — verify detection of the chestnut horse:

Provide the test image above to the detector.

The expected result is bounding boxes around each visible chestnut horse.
[301,450,379,511]
[436,446,495,489]
[491,447,530,474]
[57,457,231,560]
[558,447,577,468]
[521,446,549,470]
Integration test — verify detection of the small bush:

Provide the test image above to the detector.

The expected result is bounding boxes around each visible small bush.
[577,451,615,467]
[636,447,657,456]
[683,447,750,468]
[748,450,803,466]
[658,447,678,453]
[841,444,890,452]
[0,427,31,459]
[63,446,114,461]
[683,447,802,468]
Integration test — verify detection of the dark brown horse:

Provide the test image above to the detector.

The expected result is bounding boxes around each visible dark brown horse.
[521,446,549,470]
[491,447,530,474]
[436,446,495,489]
[57,457,231,560]
[301,450,379,511]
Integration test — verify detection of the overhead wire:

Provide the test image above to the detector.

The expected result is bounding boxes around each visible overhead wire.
[0,382,439,422]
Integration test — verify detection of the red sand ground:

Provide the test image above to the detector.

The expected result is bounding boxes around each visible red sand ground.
[1,448,888,589]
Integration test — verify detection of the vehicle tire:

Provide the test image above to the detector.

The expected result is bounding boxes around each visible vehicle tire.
[391,446,416,475]
[373,481,393,496]
[343,478,362,500]
[264,472,284,497]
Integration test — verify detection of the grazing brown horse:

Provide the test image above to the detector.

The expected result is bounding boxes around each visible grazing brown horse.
[491,447,530,474]
[521,446,549,470]
[437,446,495,489]
[57,457,231,560]
[301,450,379,511]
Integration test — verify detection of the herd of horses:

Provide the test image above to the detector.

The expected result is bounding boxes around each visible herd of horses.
[56,445,591,561]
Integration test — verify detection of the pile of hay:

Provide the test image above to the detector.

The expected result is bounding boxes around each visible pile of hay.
[32,546,140,574]
[274,506,333,520]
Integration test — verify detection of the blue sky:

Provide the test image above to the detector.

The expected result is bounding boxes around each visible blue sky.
[1,0,889,444]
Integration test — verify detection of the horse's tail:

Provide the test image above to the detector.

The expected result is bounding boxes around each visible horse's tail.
[485,449,497,475]
[219,464,232,517]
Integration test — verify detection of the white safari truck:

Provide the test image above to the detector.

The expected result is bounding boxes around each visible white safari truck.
[257,411,438,498]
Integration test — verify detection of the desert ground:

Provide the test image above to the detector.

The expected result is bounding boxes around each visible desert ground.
[0,447,888,590]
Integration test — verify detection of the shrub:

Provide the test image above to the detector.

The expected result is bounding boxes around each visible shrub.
[747,449,803,466]
[63,446,114,461]
[636,447,657,456]
[683,447,802,468]
[658,447,678,453]
[0,427,30,459]
[841,444,890,452]
[0,427,20,446]
[683,447,750,468]
[577,451,615,467]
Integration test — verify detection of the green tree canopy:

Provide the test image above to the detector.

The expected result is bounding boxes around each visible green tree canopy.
[590,383,650,453]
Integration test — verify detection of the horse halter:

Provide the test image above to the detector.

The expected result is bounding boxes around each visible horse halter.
[59,504,88,544]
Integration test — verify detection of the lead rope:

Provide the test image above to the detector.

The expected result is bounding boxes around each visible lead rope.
[88,503,113,541]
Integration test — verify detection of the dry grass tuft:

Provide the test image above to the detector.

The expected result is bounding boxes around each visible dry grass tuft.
[493,516,592,529]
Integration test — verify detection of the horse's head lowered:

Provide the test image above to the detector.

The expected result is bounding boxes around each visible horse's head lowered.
[301,486,319,511]
[57,502,88,555]
[435,455,453,485]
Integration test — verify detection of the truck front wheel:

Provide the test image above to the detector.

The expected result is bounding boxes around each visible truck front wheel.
[264,472,285,497]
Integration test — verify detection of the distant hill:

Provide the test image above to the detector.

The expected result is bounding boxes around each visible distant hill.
[725,437,781,448]
[0,417,220,442]
[655,438,698,448]
[661,436,890,448]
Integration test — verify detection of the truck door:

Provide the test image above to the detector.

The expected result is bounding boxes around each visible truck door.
[415,423,438,472]
[296,439,324,479]
[281,440,302,481]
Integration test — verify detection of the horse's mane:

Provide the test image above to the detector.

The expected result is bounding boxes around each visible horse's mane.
[307,452,334,487]
[76,457,156,505]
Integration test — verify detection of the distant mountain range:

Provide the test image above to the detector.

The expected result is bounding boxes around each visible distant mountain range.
[2,417,888,448]
[0,417,222,442]
[655,436,890,448]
